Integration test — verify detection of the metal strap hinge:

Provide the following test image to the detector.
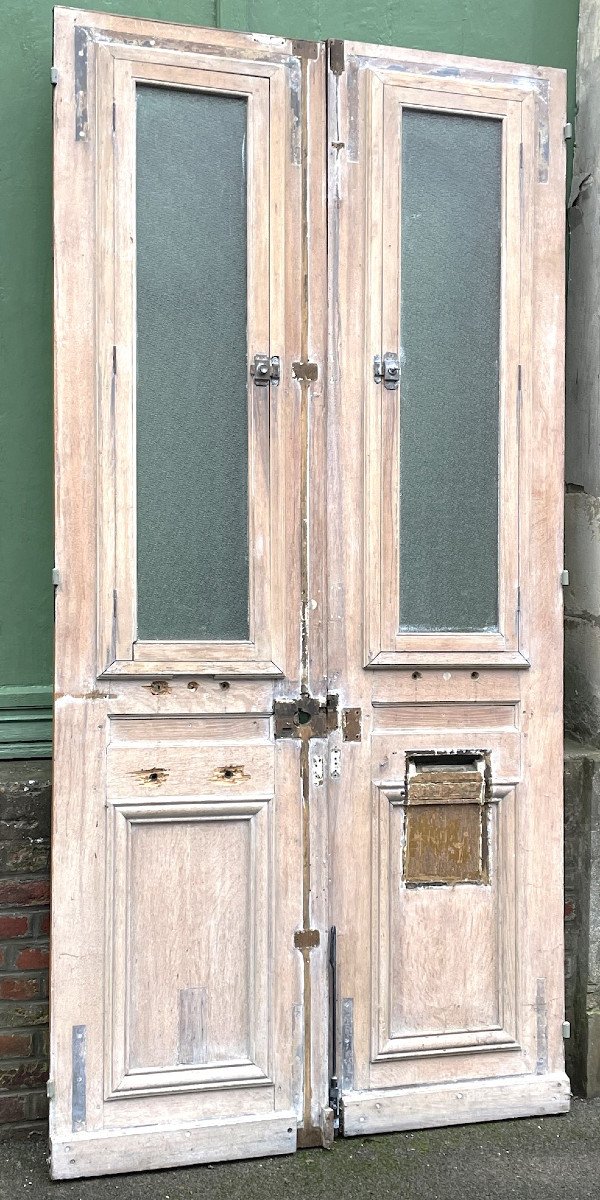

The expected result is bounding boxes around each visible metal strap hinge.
[561,569,570,586]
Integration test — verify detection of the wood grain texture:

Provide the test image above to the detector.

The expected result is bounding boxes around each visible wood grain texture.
[328,41,568,1120]
[52,7,310,1178]
[341,1073,570,1136]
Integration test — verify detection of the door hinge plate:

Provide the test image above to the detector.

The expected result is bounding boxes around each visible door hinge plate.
[329,39,345,75]
[273,694,338,739]
[342,707,361,742]
[294,929,320,951]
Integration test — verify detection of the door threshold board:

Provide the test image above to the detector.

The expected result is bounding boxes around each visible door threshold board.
[50,1111,297,1180]
[341,1072,570,1136]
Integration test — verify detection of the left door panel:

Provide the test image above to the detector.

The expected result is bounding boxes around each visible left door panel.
[52,8,320,1178]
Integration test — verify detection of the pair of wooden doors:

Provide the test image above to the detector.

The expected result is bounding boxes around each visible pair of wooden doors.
[51,6,569,1180]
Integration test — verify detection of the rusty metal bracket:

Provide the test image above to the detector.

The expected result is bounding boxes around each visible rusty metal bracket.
[294,929,320,950]
[329,40,345,75]
[291,39,320,60]
[342,708,361,742]
[274,694,338,739]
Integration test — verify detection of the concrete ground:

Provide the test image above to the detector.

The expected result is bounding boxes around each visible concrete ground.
[1,1100,599,1200]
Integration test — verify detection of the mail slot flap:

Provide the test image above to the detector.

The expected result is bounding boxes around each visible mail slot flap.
[406,757,485,805]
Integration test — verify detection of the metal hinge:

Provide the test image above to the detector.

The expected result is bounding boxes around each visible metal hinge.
[564,123,573,141]
[50,66,59,85]
[329,40,345,76]
[273,693,338,739]
[46,1079,55,1100]
[250,354,280,386]
[562,1020,571,1039]
[561,569,570,586]
[374,352,400,390]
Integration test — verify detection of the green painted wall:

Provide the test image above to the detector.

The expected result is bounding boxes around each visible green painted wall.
[0,0,579,756]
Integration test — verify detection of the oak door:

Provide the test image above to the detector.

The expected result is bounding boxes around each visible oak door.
[51,8,326,1179]
[327,41,570,1134]
[52,9,569,1183]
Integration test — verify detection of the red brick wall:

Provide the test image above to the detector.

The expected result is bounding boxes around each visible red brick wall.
[0,762,50,1136]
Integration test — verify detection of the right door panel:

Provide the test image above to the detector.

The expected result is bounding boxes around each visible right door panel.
[327,40,569,1134]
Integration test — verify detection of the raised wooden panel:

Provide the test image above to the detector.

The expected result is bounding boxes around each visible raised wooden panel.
[373,703,517,732]
[373,782,517,1060]
[107,798,272,1096]
[110,714,271,742]
[107,743,274,799]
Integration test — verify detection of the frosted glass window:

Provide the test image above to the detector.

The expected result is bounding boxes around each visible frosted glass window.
[136,85,249,642]
[398,109,502,632]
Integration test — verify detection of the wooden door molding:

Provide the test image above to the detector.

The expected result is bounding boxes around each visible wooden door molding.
[365,80,530,667]
[92,38,297,678]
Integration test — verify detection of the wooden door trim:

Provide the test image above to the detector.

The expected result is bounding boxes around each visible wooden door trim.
[95,46,291,677]
[363,76,532,665]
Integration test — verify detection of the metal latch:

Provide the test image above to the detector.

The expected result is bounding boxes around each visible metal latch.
[250,354,280,386]
[273,694,338,739]
[374,351,401,390]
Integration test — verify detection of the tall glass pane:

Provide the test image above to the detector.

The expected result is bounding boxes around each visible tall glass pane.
[399,110,502,632]
[136,85,249,642]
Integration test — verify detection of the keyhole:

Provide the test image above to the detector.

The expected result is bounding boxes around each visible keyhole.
[297,708,312,725]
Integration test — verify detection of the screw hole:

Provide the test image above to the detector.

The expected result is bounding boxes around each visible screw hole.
[412,670,421,680]
[471,671,479,680]
[187,680,198,690]
[223,768,234,780]
[219,680,230,690]
[148,771,158,782]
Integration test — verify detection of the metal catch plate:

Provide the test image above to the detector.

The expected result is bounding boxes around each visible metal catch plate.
[374,351,401,390]
[251,354,280,386]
